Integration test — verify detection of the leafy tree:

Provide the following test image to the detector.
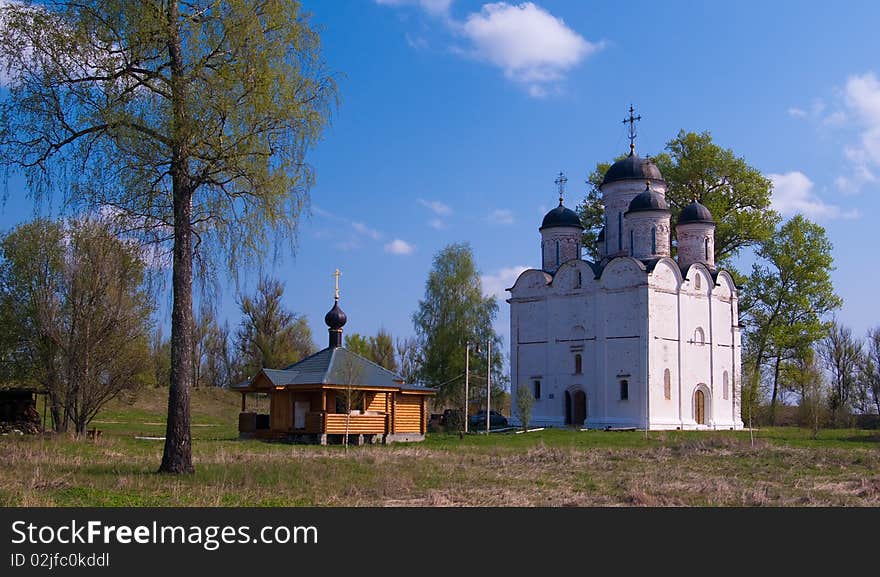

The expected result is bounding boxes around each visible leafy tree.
[395,336,420,385]
[0,218,154,434]
[0,1,336,473]
[740,215,841,424]
[412,243,504,407]
[344,333,372,359]
[235,276,316,378]
[344,329,398,372]
[820,320,862,425]
[864,328,880,417]
[150,326,171,388]
[577,131,778,271]
[370,329,397,373]
[515,384,534,432]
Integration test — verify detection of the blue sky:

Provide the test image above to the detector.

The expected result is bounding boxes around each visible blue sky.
[2,0,879,362]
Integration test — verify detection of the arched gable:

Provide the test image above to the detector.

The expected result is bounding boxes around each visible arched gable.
[681,262,713,297]
[713,270,737,300]
[549,259,596,291]
[597,256,646,290]
[648,257,683,292]
[509,269,552,298]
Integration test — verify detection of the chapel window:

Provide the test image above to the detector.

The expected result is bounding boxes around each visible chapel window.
[694,327,705,345]
[533,380,541,400]
[705,237,710,260]
[619,379,629,401]
[695,275,701,290]
[664,369,671,400]
[652,226,657,254]
[723,371,729,400]
[575,354,582,375]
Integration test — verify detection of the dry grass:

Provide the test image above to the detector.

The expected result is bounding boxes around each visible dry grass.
[2,388,878,506]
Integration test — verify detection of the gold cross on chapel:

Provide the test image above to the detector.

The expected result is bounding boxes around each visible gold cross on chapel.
[333,268,340,301]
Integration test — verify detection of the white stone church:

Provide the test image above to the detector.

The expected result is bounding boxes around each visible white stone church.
[507,145,744,431]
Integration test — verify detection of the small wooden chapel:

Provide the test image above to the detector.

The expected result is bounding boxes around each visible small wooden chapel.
[234,271,435,444]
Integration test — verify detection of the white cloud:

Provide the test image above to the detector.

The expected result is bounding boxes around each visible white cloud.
[417,198,452,216]
[457,2,600,96]
[352,221,381,240]
[487,208,515,224]
[787,107,807,118]
[480,265,529,299]
[769,171,858,220]
[826,72,880,193]
[375,0,452,17]
[384,238,416,255]
[428,218,446,230]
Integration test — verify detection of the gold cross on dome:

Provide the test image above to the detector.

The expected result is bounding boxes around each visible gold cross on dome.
[333,268,340,301]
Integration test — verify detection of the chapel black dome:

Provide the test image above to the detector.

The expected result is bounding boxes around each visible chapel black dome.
[677,200,715,225]
[626,187,669,214]
[324,301,347,330]
[540,204,584,230]
[601,154,664,186]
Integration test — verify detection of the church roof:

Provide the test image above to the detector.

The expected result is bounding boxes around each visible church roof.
[677,200,715,225]
[540,203,584,230]
[601,154,665,186]
[234,347,433,392]
[625,185,670,214]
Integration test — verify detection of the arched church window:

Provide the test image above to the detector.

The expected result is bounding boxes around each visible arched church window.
[695,274,701,290]
[618,212,623,251]
[664,369,671,400]
[576,270,582,288]
[705,237,710,260]
[575,354,582,374]
[556,241,560,266]
[694,327,705,345]
[533,380,541,400]
[651,226,657,254]
[619,379,629,401]
[723,371,729,400]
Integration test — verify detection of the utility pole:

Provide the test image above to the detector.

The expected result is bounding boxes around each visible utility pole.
[486,338,491,434]
[464,342,469,434]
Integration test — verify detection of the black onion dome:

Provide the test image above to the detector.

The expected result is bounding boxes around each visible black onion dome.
[540,204,584,230]
[601,154,664,186]
[677,200,715,225]
[626,186,669,214]
[324,300,347,330]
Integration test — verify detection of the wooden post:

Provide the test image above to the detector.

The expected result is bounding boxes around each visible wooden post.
[420,397,426,434]
[391,392,396,434]
[240,393,246,412]
[321,389,327,412]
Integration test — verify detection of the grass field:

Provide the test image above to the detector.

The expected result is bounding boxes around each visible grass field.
[1,387,878,506]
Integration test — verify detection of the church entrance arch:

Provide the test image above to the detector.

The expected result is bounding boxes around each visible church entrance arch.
[693,385,710,426]
[565,388,586,427]
[572,390,586,426]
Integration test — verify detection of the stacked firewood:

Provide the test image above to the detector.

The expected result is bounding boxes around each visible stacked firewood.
[0,403,41,435]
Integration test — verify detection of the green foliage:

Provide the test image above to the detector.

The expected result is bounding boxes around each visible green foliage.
[0,218,155,433]
[0,0,336,472]
[653,130,778,265]
[741,215,842,422]
[412,243,505,406]
[515,385,534,431]
[345,329,398,372]
[577,131,777,268]
[235,277,316,377]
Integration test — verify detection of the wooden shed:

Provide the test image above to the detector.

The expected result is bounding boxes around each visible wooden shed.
[234,346,435,444]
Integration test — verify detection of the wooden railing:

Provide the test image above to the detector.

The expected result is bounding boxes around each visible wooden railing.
[323,413,387,435]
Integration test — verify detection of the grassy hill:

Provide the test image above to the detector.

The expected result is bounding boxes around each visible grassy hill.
[0,386,878,506]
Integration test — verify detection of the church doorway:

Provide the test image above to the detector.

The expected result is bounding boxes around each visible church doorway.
[694,389,706,425]
[572,391,586,426]
[565,389,586,426]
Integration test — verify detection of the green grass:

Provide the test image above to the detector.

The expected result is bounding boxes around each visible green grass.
[2,388,879,506]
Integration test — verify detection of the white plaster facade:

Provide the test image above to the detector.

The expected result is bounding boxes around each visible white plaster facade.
[508,157,743,431]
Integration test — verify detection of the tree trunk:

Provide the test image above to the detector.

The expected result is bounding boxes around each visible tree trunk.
[159,1,194,474]
[769,355,781,425]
